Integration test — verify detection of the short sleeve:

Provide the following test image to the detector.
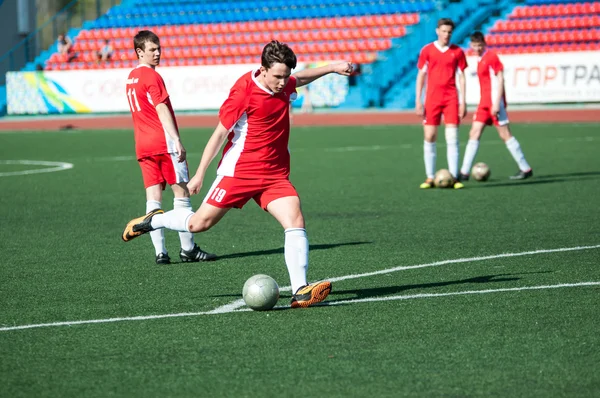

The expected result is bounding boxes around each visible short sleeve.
[145,72,169,106]
[417,47,428,70]
[490,53,504,74]
[286,75,298,102]
[457,49,468,71]
[219,83,248,131]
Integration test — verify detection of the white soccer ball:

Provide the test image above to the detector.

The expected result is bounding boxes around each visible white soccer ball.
[472,162,491,181]
[242,274,280,311]
[434,169,454,188]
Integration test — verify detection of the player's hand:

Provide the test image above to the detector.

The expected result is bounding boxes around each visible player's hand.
[332,62,354,76]
[459,103,467,120]
[491,103,500,116]
[175,140,186,162]
[187,175,203,195]
[415,102,424,116]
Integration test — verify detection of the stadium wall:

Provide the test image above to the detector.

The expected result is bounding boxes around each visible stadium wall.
[5,51,599,115]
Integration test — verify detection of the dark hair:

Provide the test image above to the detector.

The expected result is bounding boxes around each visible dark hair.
[134,30,160,57]
[261,40,297,70]
[470,31,486,44]
[437,18,455,29]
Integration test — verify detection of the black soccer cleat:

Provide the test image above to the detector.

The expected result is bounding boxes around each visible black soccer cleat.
[458,172,470,182]
[179,244,217,262]
[509,169,533,180]
[155,253,171,265]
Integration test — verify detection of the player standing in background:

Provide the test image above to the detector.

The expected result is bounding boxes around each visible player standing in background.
[415,18,468,189]
[123,40,354,308]
[459,32,533,181]
[125,30,216,264]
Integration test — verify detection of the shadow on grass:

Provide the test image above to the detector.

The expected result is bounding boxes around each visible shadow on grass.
[329,273,522,299]
[216,240,371,260]
[469,171,600,189]
[267,272,547,311]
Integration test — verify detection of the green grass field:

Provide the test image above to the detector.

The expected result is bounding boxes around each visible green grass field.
[1,122,599,397]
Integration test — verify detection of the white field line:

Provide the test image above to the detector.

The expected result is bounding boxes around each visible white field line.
[250,281,600,312]
[1,244,598,332]
[208,244,600,314]
[321,281,600,308]
[0,160,73,177]
[2,281,598,332]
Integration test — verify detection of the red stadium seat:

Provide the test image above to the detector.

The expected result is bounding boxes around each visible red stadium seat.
[322,18,336,29]
[391,25,406,37]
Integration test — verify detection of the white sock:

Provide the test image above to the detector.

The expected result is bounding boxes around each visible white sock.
[174,197,195,251]
[284,228,309,294]
[423,141,436,179]
[461,139,480,176]
[146,200,166,255]
[445,126,459,178]
[151,207,194,233]
[505,137,531,172]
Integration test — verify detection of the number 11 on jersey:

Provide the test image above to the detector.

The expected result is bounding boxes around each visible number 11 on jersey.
[127,87,141,112]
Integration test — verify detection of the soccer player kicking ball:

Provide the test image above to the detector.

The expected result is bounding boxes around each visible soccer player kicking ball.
[459,32,533,181]
[123,40,354,308]
[125,30,216,264]
[416,18,468,189]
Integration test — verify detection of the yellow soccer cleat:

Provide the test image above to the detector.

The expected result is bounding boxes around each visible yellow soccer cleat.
[453,180,465,189]
[291,281,332,308]
[420,178,435,189]
[122,208,164,242]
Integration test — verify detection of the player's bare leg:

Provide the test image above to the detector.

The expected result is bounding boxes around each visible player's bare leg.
[496,124,533,179]
[187,202,230,233]
[460,121,486,181]
[145,184,169,263]
[266,196,331,308]
[421,125,438,189]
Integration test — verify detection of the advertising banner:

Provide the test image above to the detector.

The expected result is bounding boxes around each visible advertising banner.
[465,51,600,105]
[7,62,349,115]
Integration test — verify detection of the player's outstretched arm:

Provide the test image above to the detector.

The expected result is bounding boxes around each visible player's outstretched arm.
[156,102,186,162]
[294,62,353,87]
[187,122,230,195]
[415,69,426,116]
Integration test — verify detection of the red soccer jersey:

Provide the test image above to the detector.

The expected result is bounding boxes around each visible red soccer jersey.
[417,42,468,102]
[217,70,297,179]
[126,65,179,159]
[477,50,504,107]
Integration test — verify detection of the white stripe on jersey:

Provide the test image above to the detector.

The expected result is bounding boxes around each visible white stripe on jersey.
[169,152,190,183]
[217,112,248,177]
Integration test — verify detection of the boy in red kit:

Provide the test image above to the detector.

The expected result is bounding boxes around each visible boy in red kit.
[459,32,532,181]
[415,18,468,189]
[123,41,353,308]
[125,30,216,264]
